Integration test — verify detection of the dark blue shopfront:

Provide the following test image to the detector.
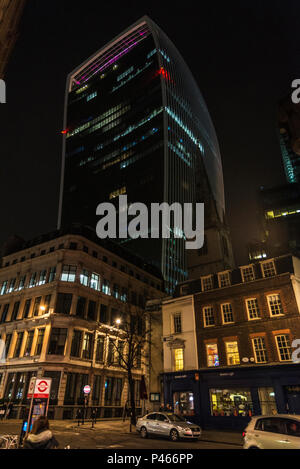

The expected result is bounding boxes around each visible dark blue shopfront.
[163,364,300,430]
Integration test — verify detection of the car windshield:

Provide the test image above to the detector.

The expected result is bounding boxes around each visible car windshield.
[166,413,186,422]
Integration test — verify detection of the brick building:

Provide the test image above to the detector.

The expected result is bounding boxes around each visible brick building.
[0,225,165,419]
[162,254,300,429]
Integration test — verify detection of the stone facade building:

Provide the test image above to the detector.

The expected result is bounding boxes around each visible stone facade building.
[0,225,164,419]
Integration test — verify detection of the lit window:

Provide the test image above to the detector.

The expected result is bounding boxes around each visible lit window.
[86,91,97,102]
[241,265,255,282]
[275,335,292,361]
[225,341,240,365]
[267,294,283,316]
[174,348,184,371]
[201,275,213,292]
[38,270,47,286]
[61,265,76,282]
[261,260,276,278]
[173,313,182,333]
[203,306,215,327]
[246,298,260,320]
[218,271,231,288]
[80,269,89,286]
[206,343,219,367]
[8,278,16,292]
[28,273,37,288]
[252,337,268,363]
[0,281,8,295]
[102,279,111,295]
[221,303,234,323]
[90,273,100,291]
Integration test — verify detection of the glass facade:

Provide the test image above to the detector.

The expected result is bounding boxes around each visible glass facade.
[58,17,225,293]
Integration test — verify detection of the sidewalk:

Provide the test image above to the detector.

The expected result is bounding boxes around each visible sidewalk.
[0,418,243,446]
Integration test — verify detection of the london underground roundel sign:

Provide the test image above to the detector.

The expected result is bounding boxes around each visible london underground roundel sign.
[83,385,91,395]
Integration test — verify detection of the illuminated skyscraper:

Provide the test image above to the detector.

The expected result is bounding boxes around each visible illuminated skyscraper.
[58,16,232,293]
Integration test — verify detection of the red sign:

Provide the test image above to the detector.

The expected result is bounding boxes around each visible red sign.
[83,385,91,395]
[27,378,52,399]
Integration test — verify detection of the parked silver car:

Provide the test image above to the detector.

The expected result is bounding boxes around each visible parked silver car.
[136,412,202,441]
[243,415,300,449]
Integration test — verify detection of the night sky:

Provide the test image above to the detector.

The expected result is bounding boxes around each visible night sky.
[1,0,299,265]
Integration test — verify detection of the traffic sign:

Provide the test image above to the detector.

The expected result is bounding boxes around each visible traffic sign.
[83,385,91,395]
[27,378,52,399]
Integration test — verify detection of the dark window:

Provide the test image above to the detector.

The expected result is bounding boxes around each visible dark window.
[12,259,17,265]
[49,247,55,253]
[156,413,168,422]
[100,304,108,324]
[107,339,116,364]
[49,267,56,282]
[131,291,137,305]
[20,257,25,262]
[32,297,42,316]
[92,251,98,258]
[76,296,86,318]
[56,293,73,315]
[146,413,157,420]
[95,336,105,363]
[22,299,31,319]
[112,261,117,268]
[283,419,300,437]
[82,333,93,359]
[11,301,20,321]
[40,250,46,256]
[71,330,82,357]
[24,331,34,356]
[69,242,77,250]
[4,333,12,357]
[1,304,9,323]
[83,246,88,253]
[14,332,24,357]
[44,370,61,405]
[59,244,64,249]
[92,375,102,404]
[30,253,35,259]
[103,256,108,263]
[43,294,52,314]
[35,329,45,355]
[87,300,96,321]
[48,328,67,355]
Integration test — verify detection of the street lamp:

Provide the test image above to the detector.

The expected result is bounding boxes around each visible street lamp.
[115,318,121,326]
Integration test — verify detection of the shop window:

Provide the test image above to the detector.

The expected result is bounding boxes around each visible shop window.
[246,298,260,320]
[203,306,215,327]
[173,391,194,417]
[252,337,268,363]
[206,343,219,367]
[210,388,253,416]
[258,387,277,415]
[225,341,240,365]
[173,348,184,371]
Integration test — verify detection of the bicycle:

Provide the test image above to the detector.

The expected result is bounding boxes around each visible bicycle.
[0,434,19,449]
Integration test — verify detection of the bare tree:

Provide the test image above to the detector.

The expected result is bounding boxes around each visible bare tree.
[105,306,156,426]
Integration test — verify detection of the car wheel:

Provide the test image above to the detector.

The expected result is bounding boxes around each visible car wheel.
[249,446,260,449]
[170,429,179,442]
[140,426,148,439]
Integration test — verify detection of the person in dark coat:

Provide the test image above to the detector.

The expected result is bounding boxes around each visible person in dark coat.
[23,416,59,449]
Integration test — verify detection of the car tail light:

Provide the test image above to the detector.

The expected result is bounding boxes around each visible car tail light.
[242,431,246,438]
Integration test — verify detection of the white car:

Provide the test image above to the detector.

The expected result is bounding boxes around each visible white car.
[136,412,202,441]
[243,415,300,449]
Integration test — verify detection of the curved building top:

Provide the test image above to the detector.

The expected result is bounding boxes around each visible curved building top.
[66,16,225,221]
